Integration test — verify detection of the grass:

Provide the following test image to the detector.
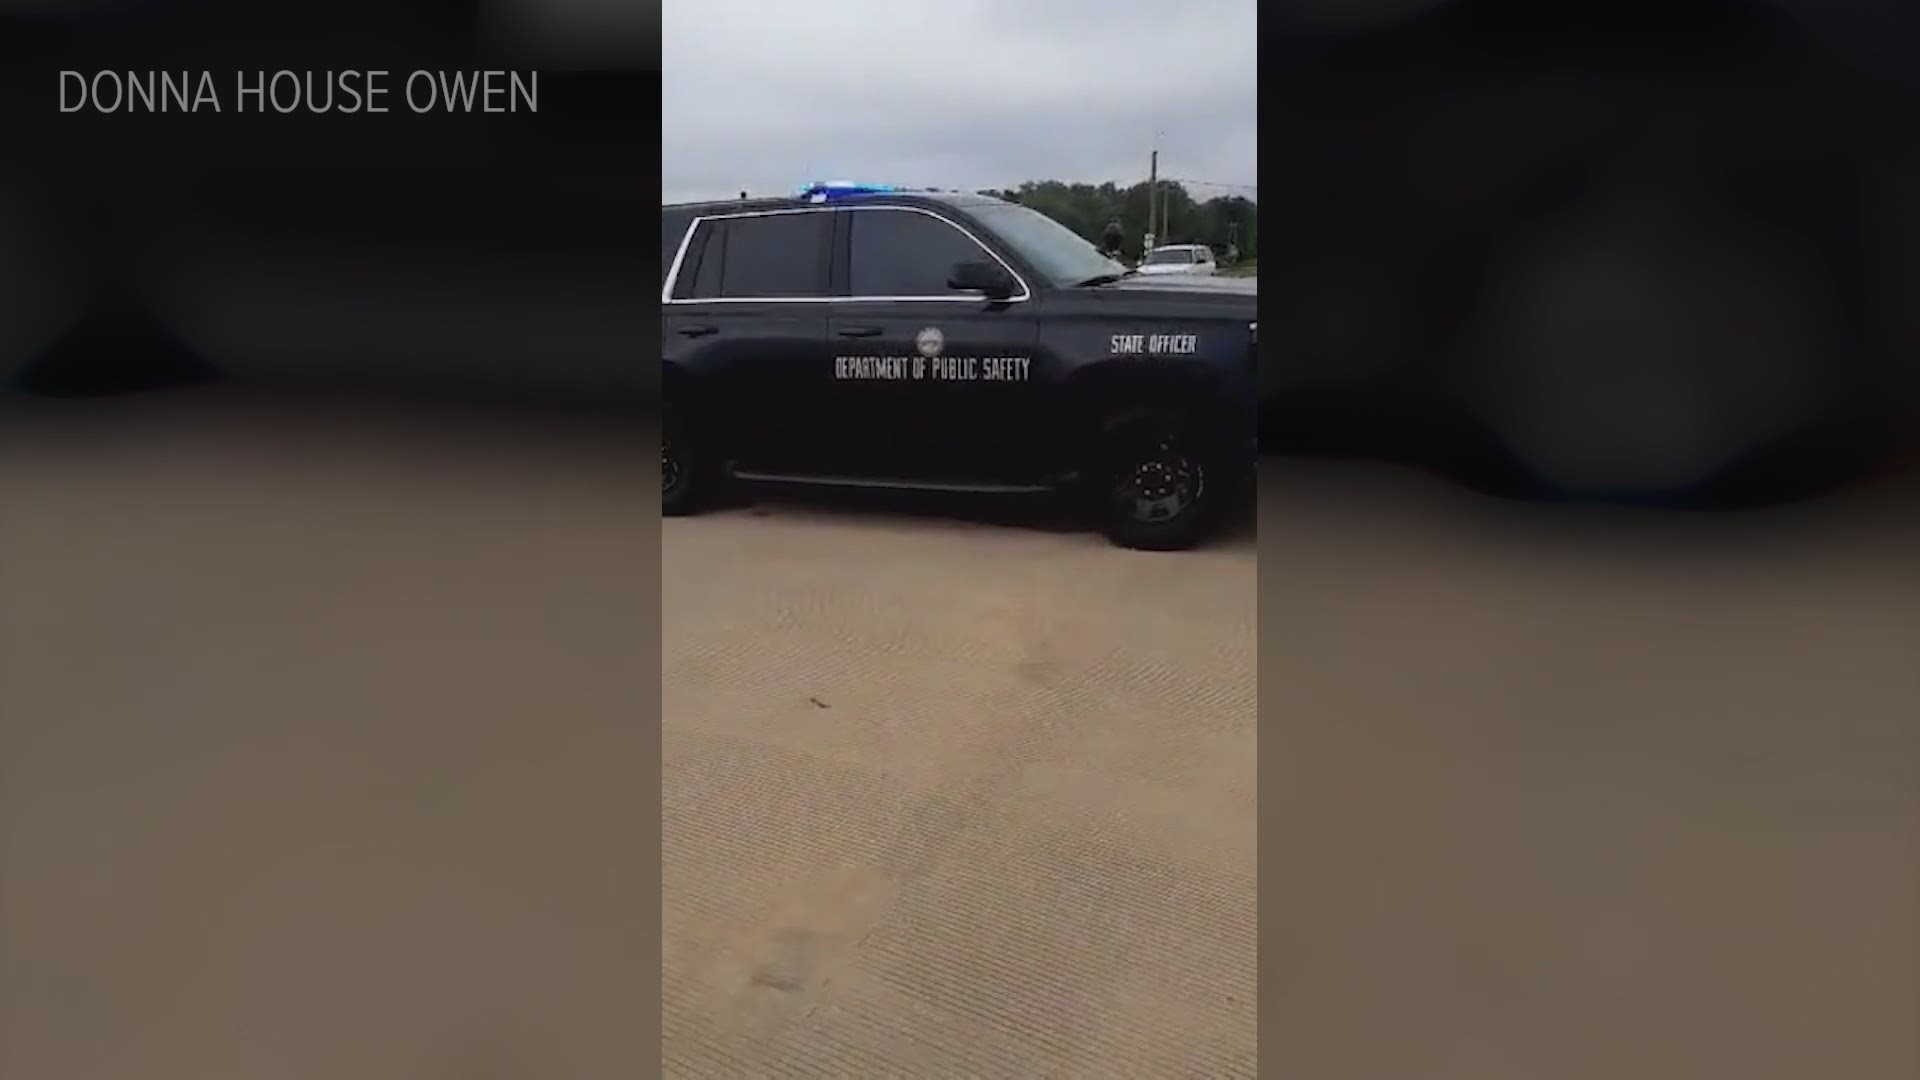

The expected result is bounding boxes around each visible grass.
[1222,260,1257,278]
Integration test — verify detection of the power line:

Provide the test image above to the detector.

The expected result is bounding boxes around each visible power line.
[1163,177,1258,193]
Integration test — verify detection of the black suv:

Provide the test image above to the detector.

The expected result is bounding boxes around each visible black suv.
[660,185,1257,550]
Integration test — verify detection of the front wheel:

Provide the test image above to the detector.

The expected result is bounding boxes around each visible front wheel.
[1093,417,1227,551]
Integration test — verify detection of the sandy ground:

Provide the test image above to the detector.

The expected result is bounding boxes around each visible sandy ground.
[1262,459,1920,1080]
[662,493,1259,1077]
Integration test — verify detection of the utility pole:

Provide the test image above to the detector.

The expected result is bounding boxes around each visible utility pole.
[1147,149,1159,252]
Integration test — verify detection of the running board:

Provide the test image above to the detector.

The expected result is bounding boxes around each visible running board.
[730,470,1052,495]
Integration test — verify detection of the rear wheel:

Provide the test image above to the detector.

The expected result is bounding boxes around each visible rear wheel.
[662,412,702,516]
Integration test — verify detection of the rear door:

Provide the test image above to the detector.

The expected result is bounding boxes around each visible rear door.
[662,208,837,472]
[826,205,1044,485]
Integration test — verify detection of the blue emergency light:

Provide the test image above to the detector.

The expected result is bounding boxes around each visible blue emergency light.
[796,180,899,203]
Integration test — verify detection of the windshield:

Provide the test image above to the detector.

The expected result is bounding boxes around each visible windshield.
[967,203,1126,288]
[1146,247,1197,265]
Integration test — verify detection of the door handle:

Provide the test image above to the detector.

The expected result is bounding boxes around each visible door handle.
[677,324,718,338]
[837,326,883,338]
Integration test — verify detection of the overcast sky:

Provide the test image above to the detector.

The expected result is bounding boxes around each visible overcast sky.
[662,0,1257,204]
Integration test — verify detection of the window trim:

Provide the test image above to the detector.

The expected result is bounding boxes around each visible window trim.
[661,204,1033,305]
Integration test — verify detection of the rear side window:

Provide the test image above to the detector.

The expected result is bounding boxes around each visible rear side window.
[691,224,725,298]
[848,209,996,297]
[719,212,829,298]
[668,221,705,299]
[670,212,829,300]
[671,221,725,300]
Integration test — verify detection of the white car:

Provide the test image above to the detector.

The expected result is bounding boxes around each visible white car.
[1137,243,1218,276]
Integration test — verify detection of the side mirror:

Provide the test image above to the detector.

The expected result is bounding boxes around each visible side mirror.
[948,260,1016,299]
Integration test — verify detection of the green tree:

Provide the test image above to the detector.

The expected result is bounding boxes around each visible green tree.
[977,179,1256,262]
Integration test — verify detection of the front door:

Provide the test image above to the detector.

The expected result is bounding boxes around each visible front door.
[825,206,1043,485]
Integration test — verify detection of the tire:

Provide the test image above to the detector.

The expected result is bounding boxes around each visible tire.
[1092,412,1228,551]
[662,411,702,516]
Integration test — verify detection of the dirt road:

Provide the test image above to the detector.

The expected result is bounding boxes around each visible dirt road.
[0,393,1259,1079]
[662,495,1259,1077]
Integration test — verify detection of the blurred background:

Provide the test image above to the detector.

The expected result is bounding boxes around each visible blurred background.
[0,0,651,405]
[1263,2,1919,1077]
[1264,0,1920,503]
[2,3,658,1078]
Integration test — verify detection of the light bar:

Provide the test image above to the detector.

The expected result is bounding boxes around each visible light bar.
[796,180,899,203]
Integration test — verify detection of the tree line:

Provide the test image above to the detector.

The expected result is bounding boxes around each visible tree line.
[976,179,1258,263]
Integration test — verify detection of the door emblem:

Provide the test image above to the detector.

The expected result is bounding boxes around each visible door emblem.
[915,327,944,358]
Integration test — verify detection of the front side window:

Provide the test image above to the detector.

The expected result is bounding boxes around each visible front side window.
[848,209,996,297]
[676,211,828,299]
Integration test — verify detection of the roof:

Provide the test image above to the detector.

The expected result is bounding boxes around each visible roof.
[914,191,1007,209]
[662,189,1010,213]
[662,197,799,214]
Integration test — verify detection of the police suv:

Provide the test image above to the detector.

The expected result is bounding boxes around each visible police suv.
[661,182,1257,550]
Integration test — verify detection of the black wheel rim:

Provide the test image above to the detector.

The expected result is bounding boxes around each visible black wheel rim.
[1112,437,1203,523]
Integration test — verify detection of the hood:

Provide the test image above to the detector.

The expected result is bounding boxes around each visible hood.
[1098,272,1259,297]
[1053,273,1257,320]
[1097,274,1258,296]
